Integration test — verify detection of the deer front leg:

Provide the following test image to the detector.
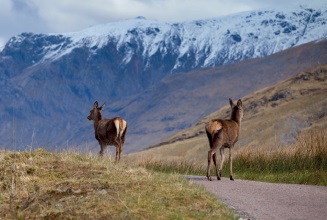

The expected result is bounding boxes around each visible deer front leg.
[218,148,225,180]
[229,147,234,181]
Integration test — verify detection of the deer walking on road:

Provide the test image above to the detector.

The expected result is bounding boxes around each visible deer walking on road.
[205,98,243,181]
[87,101,127,162]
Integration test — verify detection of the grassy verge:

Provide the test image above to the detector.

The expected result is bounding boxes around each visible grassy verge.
[0,149,235,219]
[135,129,327,186]
[232,129,327,185]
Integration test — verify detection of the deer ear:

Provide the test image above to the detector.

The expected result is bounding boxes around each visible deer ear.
[237,99,242,108]
[100,102,105,110]
[94,101,98,108]
[229,98,235,108]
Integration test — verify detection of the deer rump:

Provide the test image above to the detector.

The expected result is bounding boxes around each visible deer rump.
[206,119,240,148]
[96,118,125,145]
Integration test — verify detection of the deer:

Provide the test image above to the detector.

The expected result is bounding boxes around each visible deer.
[205,98,243,181]
[87,101,127,163]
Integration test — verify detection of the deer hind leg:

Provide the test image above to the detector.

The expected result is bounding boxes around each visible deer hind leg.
[114,145,120,163]
[218,148,225,179]
[212,152,220,180]
[118,142,123,162]
[229,147,234,181]
[207,149,214,181]
[207,135,222,181]
[113,139,123,163]
[206,131,213,180]
[99,144,105,157]
[206,130,213,148]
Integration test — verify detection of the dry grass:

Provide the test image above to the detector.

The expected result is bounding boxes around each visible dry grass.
[132,129,327,186]
[232,129,327,185]
[0,149,235,219]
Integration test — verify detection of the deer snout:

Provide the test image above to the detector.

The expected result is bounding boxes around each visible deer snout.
[87,115,92,120]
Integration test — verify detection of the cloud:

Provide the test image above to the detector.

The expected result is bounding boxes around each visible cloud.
[0,0,49,48]
[0,38,6,52]
[0,0,326,48]
[26,0,258,34]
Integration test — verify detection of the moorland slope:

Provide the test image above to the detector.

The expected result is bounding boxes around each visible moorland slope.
[135,64,327,162]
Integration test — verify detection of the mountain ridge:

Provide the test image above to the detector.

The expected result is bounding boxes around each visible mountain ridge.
[3,5,327,74]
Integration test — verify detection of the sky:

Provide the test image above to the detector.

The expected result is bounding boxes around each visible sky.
[0,0,325,49]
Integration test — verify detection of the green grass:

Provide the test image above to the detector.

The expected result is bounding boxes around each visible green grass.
[135,129,327,186]
[0,149,235,219]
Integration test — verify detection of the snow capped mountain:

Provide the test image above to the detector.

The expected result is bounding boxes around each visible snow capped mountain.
[1,5,327,152]
[5,5,327,72]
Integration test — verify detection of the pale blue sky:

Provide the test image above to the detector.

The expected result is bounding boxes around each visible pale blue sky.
[0,0,325,49]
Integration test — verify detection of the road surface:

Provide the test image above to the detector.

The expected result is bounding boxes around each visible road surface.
[186,176,327,220]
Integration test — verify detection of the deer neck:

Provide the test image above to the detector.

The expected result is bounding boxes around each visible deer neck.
[235,117,242,127]
[231,112,242,127]
[93,112,102,130]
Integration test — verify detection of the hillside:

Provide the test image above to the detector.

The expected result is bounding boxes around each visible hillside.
[134,64,327,162]
[122,39,327,151]
[1,6,327,152]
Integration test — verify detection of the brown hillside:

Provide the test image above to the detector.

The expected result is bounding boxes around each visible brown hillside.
[121,39,327,152]
[131,64,327,162]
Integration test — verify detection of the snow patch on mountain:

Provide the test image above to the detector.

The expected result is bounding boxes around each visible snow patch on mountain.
[27,5,327,71]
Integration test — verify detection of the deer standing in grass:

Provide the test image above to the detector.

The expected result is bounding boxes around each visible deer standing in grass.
[87,101,127,162]
[205,98,243,181]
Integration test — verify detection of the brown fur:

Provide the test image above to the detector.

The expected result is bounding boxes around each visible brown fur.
[205,98,243,181]
[87,101,127,162]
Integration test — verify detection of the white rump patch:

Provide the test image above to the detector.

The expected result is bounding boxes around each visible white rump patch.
[114,120,120,139]
[206,121,222,136]
[121,120,127,137]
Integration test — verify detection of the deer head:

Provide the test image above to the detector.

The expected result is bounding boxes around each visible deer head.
[229,98,243,124]
[87,101,105,121]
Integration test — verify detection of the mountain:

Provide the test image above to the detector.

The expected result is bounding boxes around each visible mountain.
[0,6,327,152]
[133,64,327,162]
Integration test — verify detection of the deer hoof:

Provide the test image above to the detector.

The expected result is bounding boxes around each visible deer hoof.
[207,176,212,181]
[217,176,221,180]
[230,176,234,181]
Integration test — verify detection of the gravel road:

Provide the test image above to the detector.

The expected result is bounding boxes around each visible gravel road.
[186,176,327,220]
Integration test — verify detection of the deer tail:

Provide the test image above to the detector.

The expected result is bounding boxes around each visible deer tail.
[114,119,127,140]
[205,121,222,149]
[120,121,127,144]
[114,119,120,139]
